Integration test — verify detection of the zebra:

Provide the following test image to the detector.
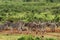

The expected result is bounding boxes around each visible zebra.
[24,21,38,34]
[56,22,60,28]
[46,22,57,32]
[5,20,26,33]
[0,23,8,32]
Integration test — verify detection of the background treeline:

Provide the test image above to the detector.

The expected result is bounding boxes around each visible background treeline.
[0,0,60,23]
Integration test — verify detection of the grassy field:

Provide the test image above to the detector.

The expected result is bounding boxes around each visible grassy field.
[0,34,20,40]
[0,33,60,40]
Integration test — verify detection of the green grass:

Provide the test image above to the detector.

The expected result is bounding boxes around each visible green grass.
[0,34,20,40]
[0,34,59,40]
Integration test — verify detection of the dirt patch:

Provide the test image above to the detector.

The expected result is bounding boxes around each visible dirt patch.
[0,28,60,38]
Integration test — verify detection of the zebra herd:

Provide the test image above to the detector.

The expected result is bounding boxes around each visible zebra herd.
[0,20,60,33]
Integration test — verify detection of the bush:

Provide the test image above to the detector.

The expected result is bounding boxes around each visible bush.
[0,0,60,22]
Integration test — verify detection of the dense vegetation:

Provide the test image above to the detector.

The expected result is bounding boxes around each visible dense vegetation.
[0,0,60,23]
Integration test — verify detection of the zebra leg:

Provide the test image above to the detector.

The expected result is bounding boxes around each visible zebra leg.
[10,27,13,34]
[51,27,55,32]
[29,28,32,34]
[40,27,46,38]
[18,27,22,33]
[0,27,2,32]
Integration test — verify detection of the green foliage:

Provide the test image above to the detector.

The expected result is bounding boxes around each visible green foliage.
[18,35,56,40]
[46,38,56,40]
[35,37,41,40]
[27,36,34,40]
[18,37,25,40]
[0,0,60,22]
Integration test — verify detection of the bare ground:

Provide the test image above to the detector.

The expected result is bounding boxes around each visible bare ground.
[0,28,60,39]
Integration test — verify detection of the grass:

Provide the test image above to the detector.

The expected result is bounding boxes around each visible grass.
[0,34,59,40]
[0,34,21,40]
